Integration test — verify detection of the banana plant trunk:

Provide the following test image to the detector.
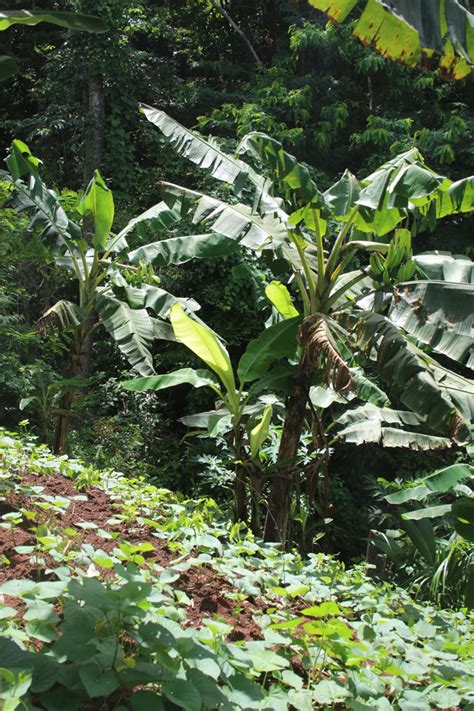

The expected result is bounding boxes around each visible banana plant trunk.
[233,430,248,523]
[264,369,308,545]
[53,389,75,455]
[234,463,248,523]
[53,313,96,454]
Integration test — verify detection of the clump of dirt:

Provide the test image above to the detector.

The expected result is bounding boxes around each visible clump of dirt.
[178,565,265,640]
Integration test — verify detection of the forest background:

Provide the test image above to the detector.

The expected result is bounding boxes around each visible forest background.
[1,0,473,585]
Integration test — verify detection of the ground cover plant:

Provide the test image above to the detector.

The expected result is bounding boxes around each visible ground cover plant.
[0,429,473,710]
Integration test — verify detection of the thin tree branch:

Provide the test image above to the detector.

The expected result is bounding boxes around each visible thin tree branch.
[209,0,263,65]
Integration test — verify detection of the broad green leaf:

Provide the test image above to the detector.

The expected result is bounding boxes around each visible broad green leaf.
[162,679,201,711]
[381,427,451,450]
[312,680,351,704]
[434,175,474,217]
[390,163,443,201]
[5,142,81,250]
[430,360,474,423]
[424,463,473,493]
[402,504,452,521]
[389,280,474,369]
[0,580,67,599]
[452,497,474,542]
[357,150,421,211]
[116,283,200,319]
[385,485,431,505]
[0,639,29,668]
[309,386,343,409]
[323,169,360,219]
[179,408,231,432]
[237,317,300,384]
[153,317,175,342]
[337,404,422,428]
[356,311,471,443]
[428,689,462,709]
[308,0,474,80]
[350,368,390,406]
[238,131,322,204]
[265,281,299,319]
[337,405,452,449]
[354,149,473,236]
[141,104,250,193]
[401,519,437,564]
[141,108,284,220]
[186,669,230,709]
[129,232,238,266]
[414,251,473,283]
[229,643,289,673]
[248,363,296,396]
[121,368,221,394]
[170,304,236,404]
[111,200,183,253]
[95,294,155,376]
[0,10,108,33]
[301,601,341,617]
[79,664,119,698]
[249,404,273,458]
[161,182,287,250]
[78,170,114,250]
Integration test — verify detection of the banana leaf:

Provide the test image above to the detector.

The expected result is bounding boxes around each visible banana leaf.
[141,104,250,194]
[356,311,471,443]
[308,0,474,80]
[389,281,474,369]
[96,294,155,376]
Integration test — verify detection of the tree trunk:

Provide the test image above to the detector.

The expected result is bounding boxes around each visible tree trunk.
[83,68,105,185]
[234,462,248,523]
[250,468,263,535]
[53,390,75,455]
[263,372,308,545]
[53,313,96,454]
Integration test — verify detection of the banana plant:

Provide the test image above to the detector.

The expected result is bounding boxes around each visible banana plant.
[0,10,107,81]
[139,106,473,545]
[307,0,474,80]
[373,462,474,607]
[123,303,300,527]
[1,141,208,453]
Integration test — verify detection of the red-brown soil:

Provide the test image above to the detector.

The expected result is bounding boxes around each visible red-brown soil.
[0,469,264,641]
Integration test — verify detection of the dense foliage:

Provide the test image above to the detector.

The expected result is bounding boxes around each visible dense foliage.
[0,3,473,707]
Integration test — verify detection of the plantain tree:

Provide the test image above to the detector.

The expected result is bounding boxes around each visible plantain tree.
[308,0,474,80]
[123,304,299,529]
[136,105,473,545]
[1,140,213,453]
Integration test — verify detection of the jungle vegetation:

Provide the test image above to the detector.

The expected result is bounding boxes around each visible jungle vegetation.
[0,2,473,708]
